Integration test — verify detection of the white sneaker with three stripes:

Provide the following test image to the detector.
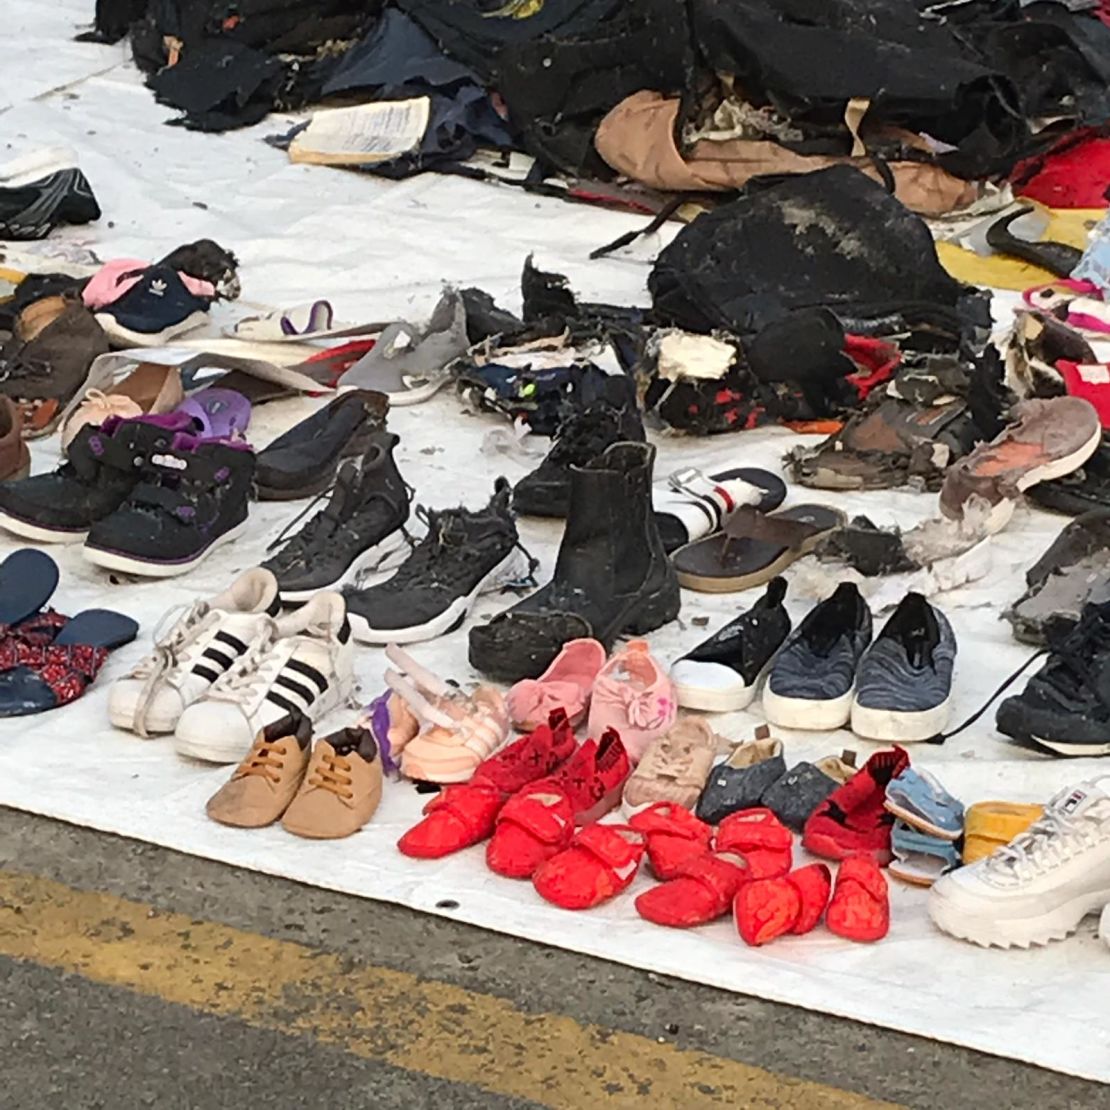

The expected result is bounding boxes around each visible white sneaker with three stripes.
[109,568,282,737]
[173,590,355,764]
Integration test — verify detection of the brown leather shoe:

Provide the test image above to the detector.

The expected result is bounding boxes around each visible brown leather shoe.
[0,294,109,437]
[0,396,30,482]
[281,727,383,839]
[206,713,313,828]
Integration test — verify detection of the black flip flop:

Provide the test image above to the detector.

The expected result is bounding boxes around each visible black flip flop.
[0,548,60,628]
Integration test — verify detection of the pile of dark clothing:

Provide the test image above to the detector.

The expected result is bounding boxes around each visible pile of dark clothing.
[93,0,1110,213]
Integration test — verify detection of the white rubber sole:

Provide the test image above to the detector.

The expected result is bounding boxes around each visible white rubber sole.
[278,531,410,604]
[671,659,764,713]
[1100,904,1110,949]
[108,701,179,736]
[83,520,247,578]
[0,510,88,544]
[850,695,952,743]
[1029,735,1110,757]
[349,546,531,646]
[94,310,209,349]
[174,679,347,764]
[762,684,853,731]
[929,884,1110,949]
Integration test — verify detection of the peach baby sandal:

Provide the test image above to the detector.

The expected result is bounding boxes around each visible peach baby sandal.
[384,644,510,783]
[587,639,676,764]
[506,637,606,731]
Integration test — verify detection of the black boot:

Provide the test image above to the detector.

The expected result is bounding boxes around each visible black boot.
[512,374,644,518]
[470,441,680,682]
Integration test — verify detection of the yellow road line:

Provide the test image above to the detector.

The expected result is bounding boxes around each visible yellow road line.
[0,869,898,1110]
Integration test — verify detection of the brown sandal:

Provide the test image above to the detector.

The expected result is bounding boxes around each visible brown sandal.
[672,504,845,593]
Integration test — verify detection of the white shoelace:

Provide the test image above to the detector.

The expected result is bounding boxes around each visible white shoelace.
[129,602,213,737]
[985,804,1110,884]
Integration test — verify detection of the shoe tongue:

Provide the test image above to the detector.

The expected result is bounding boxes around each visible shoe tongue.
[328,727,376,760]
[1049,779,1110,818]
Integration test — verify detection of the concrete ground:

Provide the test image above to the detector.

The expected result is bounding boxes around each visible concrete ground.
[0,807,1104,1110]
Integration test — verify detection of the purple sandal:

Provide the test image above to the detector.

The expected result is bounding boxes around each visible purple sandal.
[178,388,251,440]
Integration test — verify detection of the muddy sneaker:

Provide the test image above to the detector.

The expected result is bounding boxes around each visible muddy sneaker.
[996,600,1110,756]
[262,432,412,603]
[83,432,255,577]
[109,567,282,736]
[1005,510,1110,646]
[0,147,101,239]
[929,776,1110,948]
[763,583,873,731]
[344,478,532,645]
[0,294,109,436]
[940,396,1102,532]
[0,412,191,542]
[512,375,644,518]
[850,593,957,743]
[174,591,355,764]
[206,712,314,828]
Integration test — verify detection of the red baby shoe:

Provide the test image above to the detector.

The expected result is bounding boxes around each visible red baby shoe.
[716,808,793,879]
[532,823,646,910]
[826,856,890,942]
[635,852,750,928]
[398,784,505,860]
[532,727,631,825]
[788,863,832,935]
[398,710,577,860]
[486,790,574,879]
[471,708,577,793]
[628,802,713,881]
[803,748,910,865]
[734,876,802,946]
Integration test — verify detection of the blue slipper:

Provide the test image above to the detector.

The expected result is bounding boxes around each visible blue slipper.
[884,767,964,841]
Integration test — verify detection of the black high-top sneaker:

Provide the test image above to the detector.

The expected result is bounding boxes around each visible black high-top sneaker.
[263,432,412,604]
[997,600,1110,757]
[512,374,644,517]
[670,577,792,712]
[344,478,533,645]
[470,441,681,683]
[83,432,255,577]
[0,412,193,542]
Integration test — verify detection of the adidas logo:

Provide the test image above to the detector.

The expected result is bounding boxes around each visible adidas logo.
[149,279,167,297]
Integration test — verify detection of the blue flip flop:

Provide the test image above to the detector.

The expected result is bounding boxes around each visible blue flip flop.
[0,548,59,628]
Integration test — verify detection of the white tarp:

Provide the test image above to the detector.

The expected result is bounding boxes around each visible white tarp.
[4,2,1110,1084]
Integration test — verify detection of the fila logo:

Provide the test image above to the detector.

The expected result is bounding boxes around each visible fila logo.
[149,279,167,297]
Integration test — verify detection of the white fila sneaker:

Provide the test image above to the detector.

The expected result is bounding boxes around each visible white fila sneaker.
[109,568,281,737]
[173,591,355,764]
[929,777,1110,949]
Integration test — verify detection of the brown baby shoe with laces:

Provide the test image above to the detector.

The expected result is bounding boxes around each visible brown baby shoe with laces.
[206,712,313,828]
[281,726,383,839]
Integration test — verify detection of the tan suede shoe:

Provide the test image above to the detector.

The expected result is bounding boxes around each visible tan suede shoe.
[281,727,382,839]
[206,713,313,828]
[622,715,720,816]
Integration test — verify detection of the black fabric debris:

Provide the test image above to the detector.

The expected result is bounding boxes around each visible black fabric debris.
[649,167,975,341]
[396,0,622,81]
[147,39,284,131]
[494,0,695,175]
